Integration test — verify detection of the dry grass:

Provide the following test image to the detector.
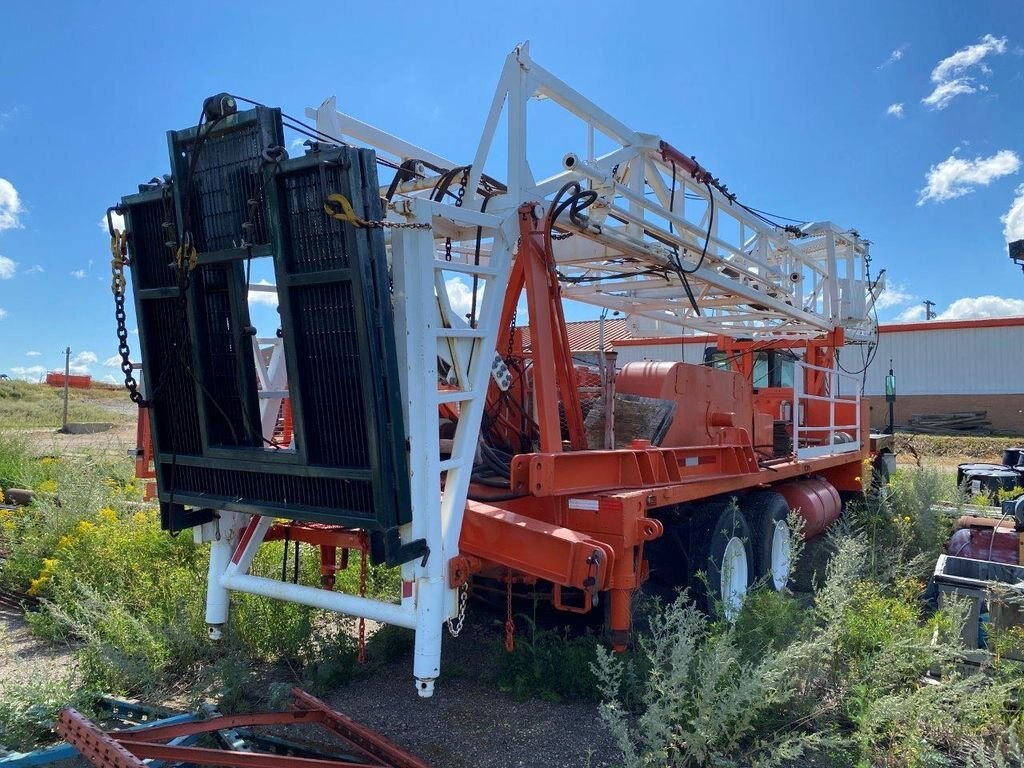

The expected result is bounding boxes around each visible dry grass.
[0,381,133,429]
[892,431,1017,468]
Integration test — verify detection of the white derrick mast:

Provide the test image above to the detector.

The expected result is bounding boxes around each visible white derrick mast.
[309,42,883,343]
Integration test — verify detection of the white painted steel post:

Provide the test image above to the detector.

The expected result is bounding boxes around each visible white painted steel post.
[390,209,446,698]
[793,362,802,454]
[829,368,836,448]
[203,510,241,640]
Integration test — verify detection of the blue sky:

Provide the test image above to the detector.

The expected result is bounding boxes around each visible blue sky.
[1,1,1023,382]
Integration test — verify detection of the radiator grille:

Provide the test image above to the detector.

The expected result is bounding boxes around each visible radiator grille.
[123,117,411,544]
[172,107,282,253]
[125,193,175,290]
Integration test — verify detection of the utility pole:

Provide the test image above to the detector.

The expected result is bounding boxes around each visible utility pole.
[61,346,71,433]
[923,300,935,320]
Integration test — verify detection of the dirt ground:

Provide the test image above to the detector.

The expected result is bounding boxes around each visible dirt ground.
[321,624,618,767]
[0,607,616,767]
[0,608,78,692]
[18,425,137,460]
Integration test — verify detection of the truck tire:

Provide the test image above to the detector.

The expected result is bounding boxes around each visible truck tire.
[792,531,835,593]
[643,513,692,605]
[870,457,891,502]
[742,491,792,591]
[690,500,752,620]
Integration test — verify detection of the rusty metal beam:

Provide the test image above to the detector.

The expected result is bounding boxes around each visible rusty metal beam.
[56,689,428,768]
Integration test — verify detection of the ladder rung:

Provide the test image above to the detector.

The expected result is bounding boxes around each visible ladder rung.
[434,260,498,278]
[436,389,480,404]
[438,458,466,472]
[438,328,487,339]
[258,390,288,398]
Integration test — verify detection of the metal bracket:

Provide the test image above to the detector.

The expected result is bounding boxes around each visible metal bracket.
[374,527,429,568]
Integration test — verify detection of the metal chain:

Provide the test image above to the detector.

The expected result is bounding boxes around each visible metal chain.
[108,222,145,406]
[442,169,469,263]
[506,307,517,361]
[324,193,430,229]
[446,583,469,638]
[504,569,515,652]
[358,544,368,662]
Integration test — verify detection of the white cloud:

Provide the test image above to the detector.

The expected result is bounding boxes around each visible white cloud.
[102,355,120,368]
[444,277,484,320]
[247,279,279,307]
[922,80,976,110]
[70,269,87,279]
[932,34,1007,82]
[0,255,15,279]
[1002,184,1024,242]
[936,296,1024,320]
[877,45,907,69]
[99,211,125,232]
[0,178,23,232]
[893,305,926,323]
[917,149,1020,205]
[875,283,917,310]
[69,351,99,376]
[10,365,45,381]
[0,106,24,130]
[26,350,40,357]
[923,34,1008,110]
[24,264,42,274]
[885,103,904,118]
[0,308,7,320]
[893,296,1024,323]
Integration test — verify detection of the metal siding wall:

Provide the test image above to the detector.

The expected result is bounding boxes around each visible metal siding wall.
[617,326,1024,396]
[838,326,1023,396]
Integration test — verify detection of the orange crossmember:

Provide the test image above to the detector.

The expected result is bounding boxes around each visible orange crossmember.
[459,501,616,591]
[510,435,759,498]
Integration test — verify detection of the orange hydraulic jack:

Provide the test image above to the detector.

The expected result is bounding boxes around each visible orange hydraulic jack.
[458,206,669,648]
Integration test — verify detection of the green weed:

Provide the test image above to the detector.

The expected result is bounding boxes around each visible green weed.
[492,613,603,703]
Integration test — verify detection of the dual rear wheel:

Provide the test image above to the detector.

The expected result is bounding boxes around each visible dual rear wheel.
[646,492,794,620]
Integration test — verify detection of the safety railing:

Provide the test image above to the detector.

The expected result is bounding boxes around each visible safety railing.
[792,360,861,460]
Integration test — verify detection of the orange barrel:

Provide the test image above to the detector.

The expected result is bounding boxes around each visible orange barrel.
[773,478,842,539]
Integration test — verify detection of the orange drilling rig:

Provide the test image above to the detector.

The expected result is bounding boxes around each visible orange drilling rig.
[115,43,890,697]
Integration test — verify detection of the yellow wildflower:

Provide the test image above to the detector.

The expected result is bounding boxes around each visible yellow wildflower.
[97,507,118,523]
[77,520,96,534]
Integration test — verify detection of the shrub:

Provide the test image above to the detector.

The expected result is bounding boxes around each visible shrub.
[846,467,955,582]
[597,519,1024,767]
[0,673,97,752]
[0,442,392,708]
[493,615,603,703]
[593,592,822,768]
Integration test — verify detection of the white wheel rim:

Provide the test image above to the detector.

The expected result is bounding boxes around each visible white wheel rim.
[770,520,791,590]
[720,536,748,621]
